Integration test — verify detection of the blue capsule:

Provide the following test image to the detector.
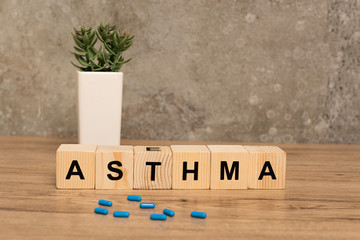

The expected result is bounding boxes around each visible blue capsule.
[127,195,142,201]
[163,208,175,217]
[191,211,207,218]
[113,211,130,218]
[150,214,167,221]
[98,199,112,206]
[140,203,155,209]
[94,208,108,215]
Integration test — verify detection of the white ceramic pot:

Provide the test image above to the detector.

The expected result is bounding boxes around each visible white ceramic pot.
[77,71,123,145]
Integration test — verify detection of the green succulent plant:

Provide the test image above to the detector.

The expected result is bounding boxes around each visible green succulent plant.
[70,22,134,72]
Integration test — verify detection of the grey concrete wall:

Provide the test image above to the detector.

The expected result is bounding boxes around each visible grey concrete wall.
[0,0,359,143]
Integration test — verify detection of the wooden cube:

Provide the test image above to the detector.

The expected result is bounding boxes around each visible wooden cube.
[133,146,172,189]
[56,144,97,189]
[244,146,286,189]
[95,145,133,189]
[170,145,210,189]
[208,145,249,189]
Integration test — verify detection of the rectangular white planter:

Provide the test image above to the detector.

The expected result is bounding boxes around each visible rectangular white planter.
[77,71,123,145]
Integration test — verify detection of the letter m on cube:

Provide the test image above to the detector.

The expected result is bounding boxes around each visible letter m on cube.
[208,145,248,189]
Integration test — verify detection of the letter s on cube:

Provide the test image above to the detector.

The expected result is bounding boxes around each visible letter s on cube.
[95,145,133,189]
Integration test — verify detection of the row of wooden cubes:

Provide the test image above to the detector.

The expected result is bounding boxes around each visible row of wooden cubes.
[56,144,286,190]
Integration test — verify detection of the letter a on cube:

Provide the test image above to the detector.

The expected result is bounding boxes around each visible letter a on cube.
[95,145,133,189]
[56,144,97,189]
[208,145,248,189]
[133,146,172,189]
[170,145,210,189]
[244,146,286,189]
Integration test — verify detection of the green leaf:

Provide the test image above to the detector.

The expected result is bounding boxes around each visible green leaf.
[93,64,107,71]
[113,62,123,72]
[101,49,108,63]
[89,31,96,42]
[83,32,89,45]
[98,26,107,40]
[123,58,132,63]
[95,31,105,43]
[109,29,117,37]
[85,52,90,61]
[72,34,85,49]
[69,51,85,58]
[122,41,133,51]
[112,33,117,44]
[89,47,97,57]
[117,36,127,48]
[89,37,97,48]
[104,43,116,55]
[70,61,88,71]
[73,46,87,54]
[73,34,83,42]
[107,58,115,65]
[89,60,101,68]
[74,54,90,67]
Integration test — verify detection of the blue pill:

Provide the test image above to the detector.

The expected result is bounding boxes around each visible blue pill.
[127,195,142,201]
[150,214,167,221]
[163,208,175,217]
[94,208,108,215]
[140,203,155,208]
[113,211,130,218]
[191,211,207,218]
[98,199,112,206]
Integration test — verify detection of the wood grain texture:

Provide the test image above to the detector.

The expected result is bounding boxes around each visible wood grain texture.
[170,145,210,189]
[95,145,133,189]
[208,145,248,189]
[244,146,286,189]
[0,136,360,239]
[56,144,97,189]
[133,146,172,189]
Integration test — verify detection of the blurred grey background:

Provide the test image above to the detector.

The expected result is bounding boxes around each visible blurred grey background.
[0,0,359,143]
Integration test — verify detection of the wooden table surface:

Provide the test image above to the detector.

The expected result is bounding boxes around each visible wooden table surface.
[0,136,359,239]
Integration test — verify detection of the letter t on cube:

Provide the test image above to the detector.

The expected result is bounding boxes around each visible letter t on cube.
[133,146,172,189]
